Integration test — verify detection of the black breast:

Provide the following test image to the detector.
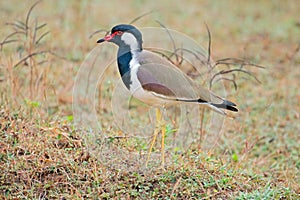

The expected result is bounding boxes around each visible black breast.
[117,46,133,89]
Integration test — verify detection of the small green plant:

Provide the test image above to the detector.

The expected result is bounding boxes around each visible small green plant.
[25,98,40,108]
[236,183,292,200]
[232,152,239,162]
[65,115,74,122]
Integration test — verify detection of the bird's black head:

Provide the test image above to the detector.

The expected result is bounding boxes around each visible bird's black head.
[97,24,143,50]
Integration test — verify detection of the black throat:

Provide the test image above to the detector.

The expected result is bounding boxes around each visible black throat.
[117,44,133,89]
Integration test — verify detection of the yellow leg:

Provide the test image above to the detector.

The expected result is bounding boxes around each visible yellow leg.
[145,121,159,166]
[146,108,165,167]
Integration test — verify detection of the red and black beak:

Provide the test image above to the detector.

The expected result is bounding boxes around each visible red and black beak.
[97,31,119,43]
[96,38,105,43]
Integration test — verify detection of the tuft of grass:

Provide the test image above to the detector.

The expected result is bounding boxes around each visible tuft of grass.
[0,1,60,116]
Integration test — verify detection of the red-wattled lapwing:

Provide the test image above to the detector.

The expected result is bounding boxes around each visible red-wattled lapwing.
[97,24,238,167]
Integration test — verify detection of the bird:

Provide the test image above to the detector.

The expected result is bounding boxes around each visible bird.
[97,24,238,167]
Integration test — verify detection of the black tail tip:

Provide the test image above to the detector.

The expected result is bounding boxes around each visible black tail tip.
[211,102,238,112]
[226,105,238,112]
[223,100,237,107]
[222,100,238,112]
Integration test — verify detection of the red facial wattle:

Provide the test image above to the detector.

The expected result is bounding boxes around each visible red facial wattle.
[97,31,122,43]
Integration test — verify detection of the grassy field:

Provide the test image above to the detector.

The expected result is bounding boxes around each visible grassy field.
[0,0,299,199]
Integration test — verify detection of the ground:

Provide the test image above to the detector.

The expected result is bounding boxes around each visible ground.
[0,0,299,199]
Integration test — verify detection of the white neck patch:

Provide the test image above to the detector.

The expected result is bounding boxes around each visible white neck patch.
[121,32,139,50]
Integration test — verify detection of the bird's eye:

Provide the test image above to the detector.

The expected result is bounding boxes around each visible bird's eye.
[116,31,123,35]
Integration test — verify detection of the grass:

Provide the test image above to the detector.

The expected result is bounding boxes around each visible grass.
[1,0,300,199]
[0,111,295,199]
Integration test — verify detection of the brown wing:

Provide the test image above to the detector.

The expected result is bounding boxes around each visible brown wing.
[136,50,215,102]
[137,70,175,97]
[136,62,199,101]
[136,50,238,113]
